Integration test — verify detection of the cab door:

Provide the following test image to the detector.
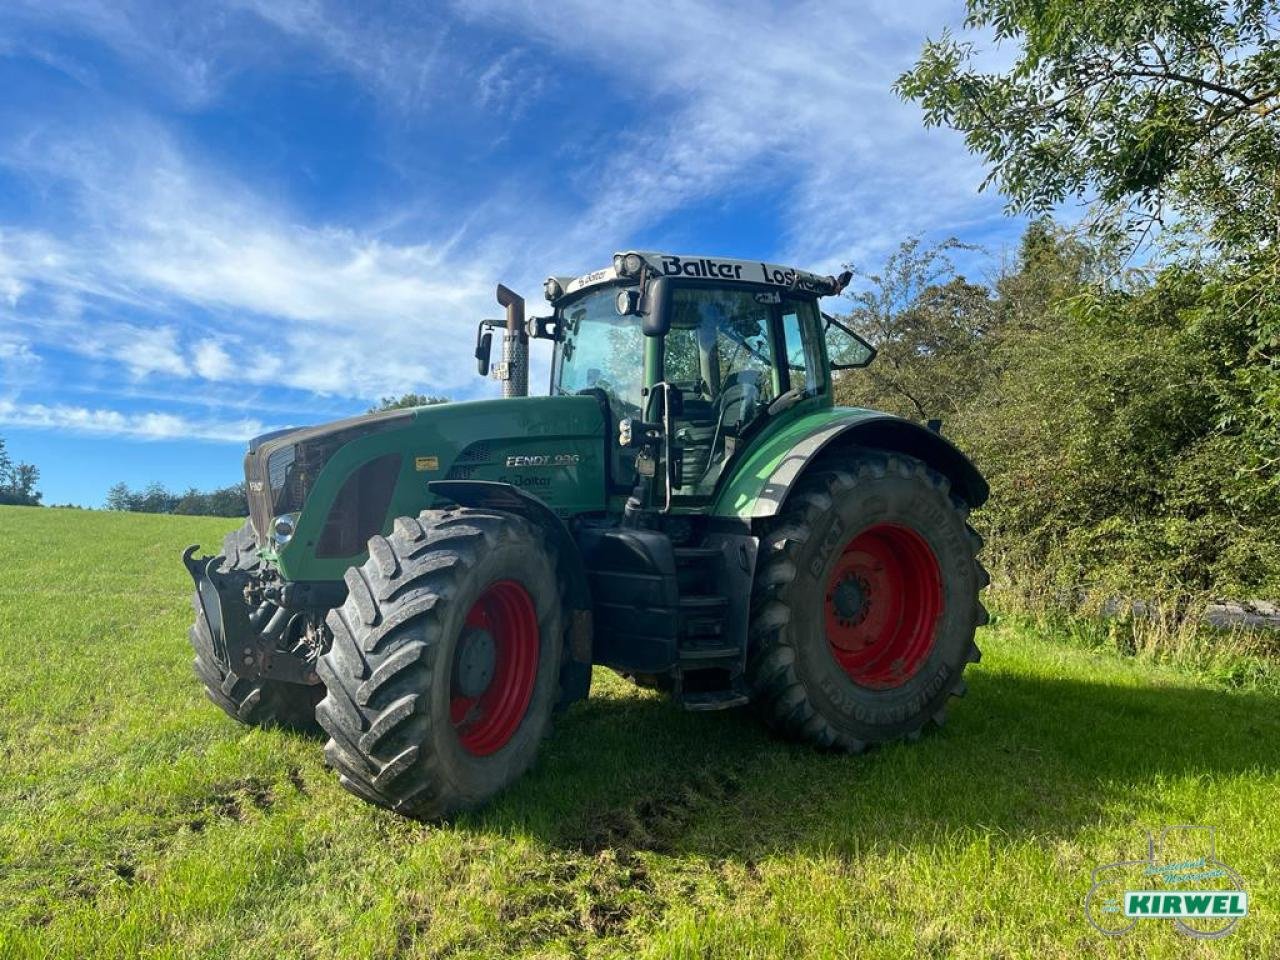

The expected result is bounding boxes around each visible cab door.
[660,284,794,498]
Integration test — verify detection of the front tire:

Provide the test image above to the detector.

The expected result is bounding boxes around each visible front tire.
[747,451,987,750]
[316,509,564,819]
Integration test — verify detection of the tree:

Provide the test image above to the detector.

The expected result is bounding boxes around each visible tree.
[832,237,996,421]
[833,222,1280,606]
[0,436,42,506]
[897,1,1280,250]
[895,2,1280,607]
[105,481,132,512]
[370,393,449,412]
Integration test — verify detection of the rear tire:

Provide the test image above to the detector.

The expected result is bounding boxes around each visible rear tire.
[747,451,987,750]
[189,520,323,730]
[316,509,564,819]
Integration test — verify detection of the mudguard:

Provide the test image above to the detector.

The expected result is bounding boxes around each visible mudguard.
[713,408,989,519]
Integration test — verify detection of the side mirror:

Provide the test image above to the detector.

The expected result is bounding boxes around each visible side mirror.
[641,276,671,337]
[822,312,877,369]
[475,329,493,377]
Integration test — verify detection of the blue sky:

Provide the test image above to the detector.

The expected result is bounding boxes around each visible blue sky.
[0,0,1023,507]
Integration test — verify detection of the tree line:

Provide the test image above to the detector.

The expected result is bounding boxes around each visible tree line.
[103,482,249,517]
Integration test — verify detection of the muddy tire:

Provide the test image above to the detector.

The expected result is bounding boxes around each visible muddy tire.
[316,509,564,819]
[747,451,987,750]
[189,521,323,730]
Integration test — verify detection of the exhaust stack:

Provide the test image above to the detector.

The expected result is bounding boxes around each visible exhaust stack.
[495,284,528,398]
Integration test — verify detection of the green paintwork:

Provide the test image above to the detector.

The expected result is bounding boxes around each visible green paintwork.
[709,405,886,519]
[274,396,606,581]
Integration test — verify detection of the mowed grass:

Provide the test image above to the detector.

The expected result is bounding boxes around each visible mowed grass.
[1,505,1277,959]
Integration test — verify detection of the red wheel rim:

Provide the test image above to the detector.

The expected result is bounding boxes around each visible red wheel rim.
[449,580,539,756]
[824,523,942,690]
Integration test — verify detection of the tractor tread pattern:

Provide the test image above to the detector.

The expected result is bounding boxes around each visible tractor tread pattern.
[747,451,988,752]
[315,509,549,820]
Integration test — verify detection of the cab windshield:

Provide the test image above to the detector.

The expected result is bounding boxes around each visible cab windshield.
[552,287,645,422]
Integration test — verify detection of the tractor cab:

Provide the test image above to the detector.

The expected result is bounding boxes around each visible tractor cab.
[534,252,876,509]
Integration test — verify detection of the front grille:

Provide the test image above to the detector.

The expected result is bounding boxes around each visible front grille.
[268,446,295,494]
[243,410,413,553]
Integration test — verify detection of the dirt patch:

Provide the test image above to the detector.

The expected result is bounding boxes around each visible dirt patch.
[490,848,661,952]
[560,767,743,855]
[110,860,136,883]
[394,890,434,954]
[193,776,276,825]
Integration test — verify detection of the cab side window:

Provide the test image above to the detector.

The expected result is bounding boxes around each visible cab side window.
[670,287,778,404]
[780,298,823,395]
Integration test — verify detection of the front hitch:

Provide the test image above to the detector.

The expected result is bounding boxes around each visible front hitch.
[182,544,318,686]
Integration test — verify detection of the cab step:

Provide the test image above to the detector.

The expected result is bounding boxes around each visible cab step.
[678,594,728,612]
[681,688,751,711]
[678,641,741,662]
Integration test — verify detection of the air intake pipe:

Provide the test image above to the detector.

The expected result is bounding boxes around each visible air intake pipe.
[495,283,528,398]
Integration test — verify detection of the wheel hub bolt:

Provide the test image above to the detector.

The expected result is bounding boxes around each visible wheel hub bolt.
[454,628,497,698]
[832,576,868,622]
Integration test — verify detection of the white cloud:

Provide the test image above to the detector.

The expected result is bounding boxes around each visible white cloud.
[113,324,189,379]
[0,332,39,367]
[1,0,463,110]
[192,340,234,380]
[0,398,273,443]
[456,0,1003,270]
[0,0,1020,464]
[0,120,503,399]
[227,0,454,108]
[1,0,246,106]
[475,48,546,117]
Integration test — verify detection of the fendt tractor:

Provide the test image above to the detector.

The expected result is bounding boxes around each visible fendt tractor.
[184,251,990,818]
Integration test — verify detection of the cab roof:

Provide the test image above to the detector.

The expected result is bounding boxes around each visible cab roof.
[547,251,845,303]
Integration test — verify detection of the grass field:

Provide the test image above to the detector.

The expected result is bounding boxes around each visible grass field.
[1,505,1277,958]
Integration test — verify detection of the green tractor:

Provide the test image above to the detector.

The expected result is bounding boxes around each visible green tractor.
[183,251,989,818]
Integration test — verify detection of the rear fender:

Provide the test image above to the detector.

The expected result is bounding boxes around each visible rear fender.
[715,410,989,519]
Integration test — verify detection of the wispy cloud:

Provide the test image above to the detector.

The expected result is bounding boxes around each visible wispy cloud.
[457,0,1001,270]
[0,398,275,442]
[0,118,506,399]
[0,0,1020,499]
